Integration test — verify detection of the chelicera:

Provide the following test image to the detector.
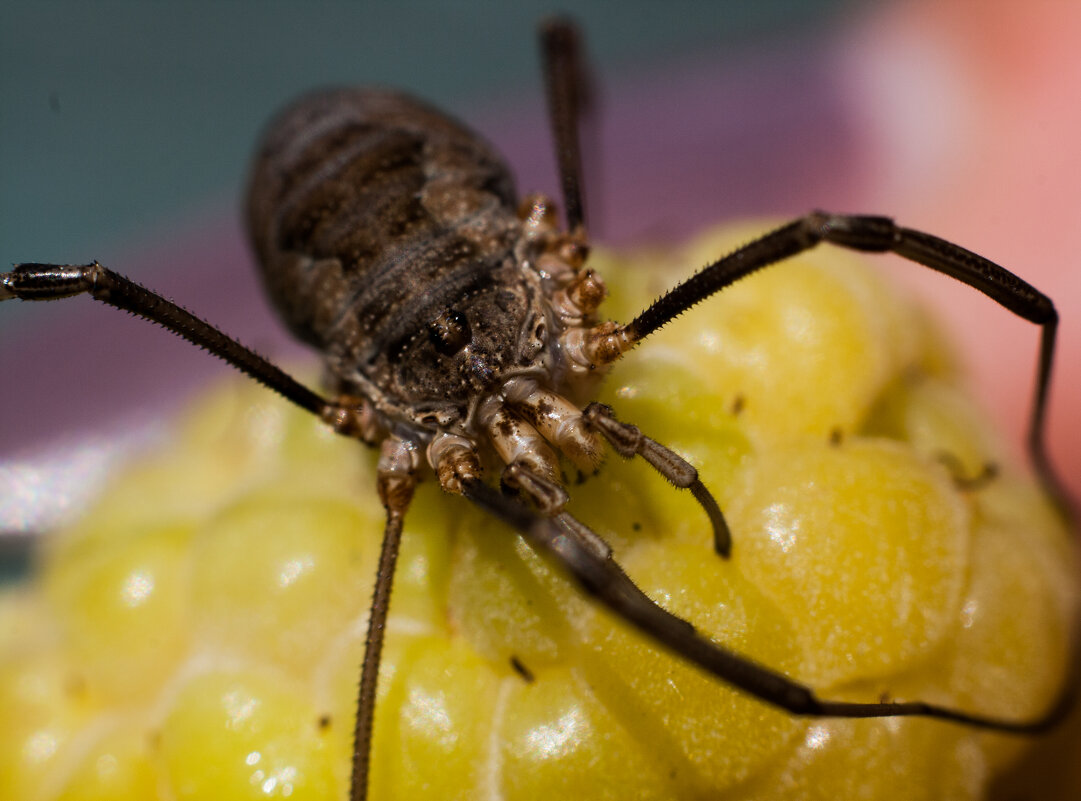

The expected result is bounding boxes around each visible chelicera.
[1,18,1075,801]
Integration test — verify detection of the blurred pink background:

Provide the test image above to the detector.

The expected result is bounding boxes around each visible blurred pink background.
[845,0,1081,504]
[1,0,1078,534]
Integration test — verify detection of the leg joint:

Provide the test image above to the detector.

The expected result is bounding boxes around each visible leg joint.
[811,211,898,252]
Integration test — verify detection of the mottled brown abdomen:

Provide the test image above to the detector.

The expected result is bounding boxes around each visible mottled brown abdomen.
[245,89,521,364]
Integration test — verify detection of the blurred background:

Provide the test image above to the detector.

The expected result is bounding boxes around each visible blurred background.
[1,0,856,262]
[2,1,1079,564]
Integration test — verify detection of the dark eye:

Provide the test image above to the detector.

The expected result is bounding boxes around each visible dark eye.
[427,308,472,356]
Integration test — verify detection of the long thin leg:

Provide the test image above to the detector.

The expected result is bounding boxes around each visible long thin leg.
[351,437,418,801]
[1,262,331,419]
[540,17,590,234]
[462,478,1076,734]
[350,505,404,801]
[581,212,1071,518]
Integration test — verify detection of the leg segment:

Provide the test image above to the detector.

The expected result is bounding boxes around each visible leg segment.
[1,261,387,441]
[350,437,419,801]
[1,261,342,421]
[481,403,563,486]
[461,478,1075,734]
[503,459,570,515]
[580,213,1071,518]
[583,402,732,557]
[540,17,591,236]
[504,379,604,475]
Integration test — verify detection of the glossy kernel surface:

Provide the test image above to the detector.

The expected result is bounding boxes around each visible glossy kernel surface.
[1,223,1075,800]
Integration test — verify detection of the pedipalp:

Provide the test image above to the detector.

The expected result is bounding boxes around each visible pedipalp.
[582,402,732,557]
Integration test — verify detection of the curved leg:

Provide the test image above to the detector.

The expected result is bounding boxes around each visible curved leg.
[578,213,1072,520]
[461,478,1076,734]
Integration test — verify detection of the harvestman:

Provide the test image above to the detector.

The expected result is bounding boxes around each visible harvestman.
[1,19,1075,801]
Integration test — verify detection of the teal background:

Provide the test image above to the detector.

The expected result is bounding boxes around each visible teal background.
[1,1,851,269]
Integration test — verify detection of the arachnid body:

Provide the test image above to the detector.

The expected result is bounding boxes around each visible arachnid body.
[1,18,1076,801]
